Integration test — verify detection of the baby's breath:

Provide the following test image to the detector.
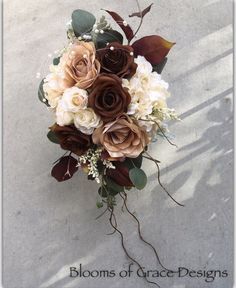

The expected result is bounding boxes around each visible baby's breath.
[103,160,115,170]
[77,148,115,183]
[152,107,180,121]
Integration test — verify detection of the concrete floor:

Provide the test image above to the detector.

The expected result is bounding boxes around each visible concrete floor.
[3,0,233,287]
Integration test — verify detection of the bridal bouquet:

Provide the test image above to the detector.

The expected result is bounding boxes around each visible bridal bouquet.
[38,3,181,285]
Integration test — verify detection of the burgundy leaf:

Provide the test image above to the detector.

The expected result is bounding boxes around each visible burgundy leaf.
[132,35,175,64]
[104,9,134,41]
[51,156,78,182]
[107,161,134,187]
[129,3,153,18]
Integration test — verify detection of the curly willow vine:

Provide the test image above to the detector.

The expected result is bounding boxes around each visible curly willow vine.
[108,207,160,287]
[144,151,184,207]
[119,191,175,272]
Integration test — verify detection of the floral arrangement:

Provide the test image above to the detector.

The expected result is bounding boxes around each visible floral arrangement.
[38,2,182,286]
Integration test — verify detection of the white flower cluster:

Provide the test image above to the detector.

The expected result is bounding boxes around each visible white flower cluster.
[77,148,115,183]
[152,107,179,121]
[122,56,174,137]
[103,160,115,170]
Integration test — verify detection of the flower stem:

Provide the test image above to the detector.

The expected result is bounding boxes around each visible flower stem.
[144,152,184,207]
[129,0,143,44]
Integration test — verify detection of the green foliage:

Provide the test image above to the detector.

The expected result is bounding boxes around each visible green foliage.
[38,79,49,106]
[96,201,104,209]
[98,186,117,208]
[106,177,124,193]
[47,131,60,144]
[98,176,124,199]
[72,9,96,37]
[94,30,123,49]
[152,57,168,74]
[96,15,112,30]
[53,57,60,65]
[97,160,104,174]
[129,167,147,190]
[98,186,107,198]
[124,154,143,170]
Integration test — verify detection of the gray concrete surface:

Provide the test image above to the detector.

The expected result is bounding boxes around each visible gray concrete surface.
[3,0,233,287]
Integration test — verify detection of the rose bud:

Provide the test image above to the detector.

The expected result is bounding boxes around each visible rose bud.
[106,161,134,188]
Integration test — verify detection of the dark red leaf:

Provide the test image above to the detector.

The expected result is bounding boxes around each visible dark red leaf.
[132,35,175,64]
[104,9,134,41]
[107,161,134,187]
[129,3,153,18]
[51,156,78,182]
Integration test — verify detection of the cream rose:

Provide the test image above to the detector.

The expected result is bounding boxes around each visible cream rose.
[43,65,68,108]
[74,108,101,135]
[55,100,74,126]
[59,87,88,113]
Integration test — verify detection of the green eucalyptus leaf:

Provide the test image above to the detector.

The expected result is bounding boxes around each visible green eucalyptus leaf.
[72,9,96,37]
[129,167,147,190]
[47,131,60,144]
[124,154,143,170]
[53,57,60,65]
[38,79,49,106]
[94,29,123,49]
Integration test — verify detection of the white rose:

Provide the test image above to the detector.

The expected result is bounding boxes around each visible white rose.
[59,87,88,113]
[74,108,101,135]
[55,100,74,126]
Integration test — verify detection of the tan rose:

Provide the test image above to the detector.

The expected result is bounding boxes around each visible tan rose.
[60,41,100,89]
[92,115,149,159]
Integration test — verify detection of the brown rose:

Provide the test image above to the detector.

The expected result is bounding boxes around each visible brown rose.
[92,115,149,159]
[88,74,131,122]
[97,42,137,79]
[50,124,92,156]
[59,41,100,89]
